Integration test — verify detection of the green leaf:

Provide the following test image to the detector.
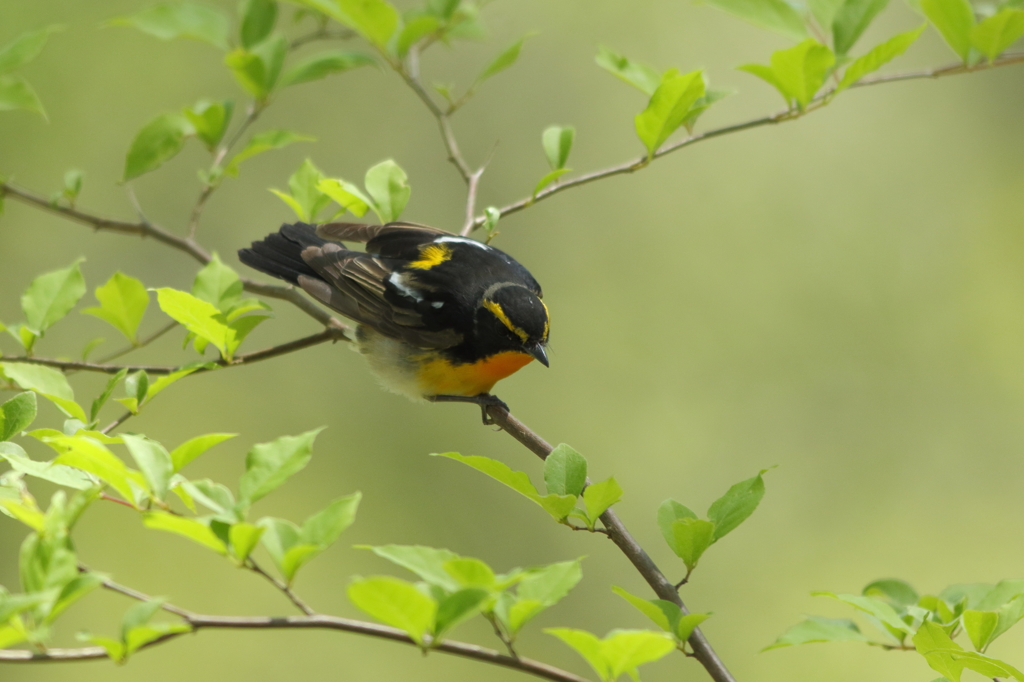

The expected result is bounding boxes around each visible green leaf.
[362,545,461,591]
[594,46,661,95]
[682,84,732,131]
[474,37,528,85]
[675,613,710,642]
[238,428,322,505]
[300,492,361,545]
[1,393,37,441]
[443,557,496,588]
[970,8,1024,61]
[170,433,236,472]
[545,628,609,679]
[542,126,575,171]
[863,579,919,607]
[706,469,767,541]
[809,0,848,34]
[2,363,88,423]
[517,560,582,606]
[1,443,95,489]
[82,272,148,344]
[303,0,399,49]
[665,518,715,573]
[271,158,331,222]
[123,112,194,181]
[193,254,242,312]
[62,169,84,203]
[832,0,890,56]
[21,259,86,334]
[47,572,104,623]
[543,443,587,496]
[434,588,489,638]
[533,168,571,197]
[348,576,436,646]
[239,0,278,48]
[363,159,410,223]
[257,516,307,580]
[229,522,264,561]
[634,69,705,157]
[121,434,173,500]
[612,585,677,632]
[280,50,376,87]
[813,592,912,635]
[701,0,809,41]
[395,15,440,58]
[51,436,138,505]
[225,129,314,177]
[770,39,835,108]
[184,100,233,151]
[224,34,288,98]
[142,512,227,554]
[836,25,925,91]
[433,452,577,520]
[0,26,61,75]
[0,76,45,118]
[144,364,206,405]
[546,628,676,682]
[764,616,869,650]
[109,2,230,50]
[963,610,999,651]
[155,288,232,358]
[657,498,697,537]
[582,477,623,526]
[921,0,976,60]
[316,177,372,217]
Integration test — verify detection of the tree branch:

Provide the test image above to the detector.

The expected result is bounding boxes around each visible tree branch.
[483,404,736,682]
[469,51,1024,231]
[94,320,178,365]
[1,328,349,376]
[245,558,316,616]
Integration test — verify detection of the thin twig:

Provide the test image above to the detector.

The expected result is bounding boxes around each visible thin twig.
[483,404,736,682]
[469,51,1024,231]
[95,320,178,365]
[101,411,133,435]
[1,328,349,376]
[245,558,316,616]
[461,168,484,236]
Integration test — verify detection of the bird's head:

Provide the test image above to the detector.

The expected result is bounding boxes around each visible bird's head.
[477,283,550,366]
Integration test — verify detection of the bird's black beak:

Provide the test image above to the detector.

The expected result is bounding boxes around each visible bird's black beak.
[526,343,549,367]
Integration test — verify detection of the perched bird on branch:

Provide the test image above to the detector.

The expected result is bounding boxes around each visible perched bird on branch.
[239,222,549,414]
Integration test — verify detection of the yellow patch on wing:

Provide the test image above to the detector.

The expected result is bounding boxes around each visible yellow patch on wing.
[539,298,550,340]
[483,299,529,343]
[408,243,452,270]
[416,351,535,397]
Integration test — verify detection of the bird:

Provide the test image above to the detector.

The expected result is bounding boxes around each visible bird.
[238,221,550,417]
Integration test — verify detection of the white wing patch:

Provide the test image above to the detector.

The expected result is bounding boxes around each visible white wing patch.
[388,271,423,302]
[437,236,489,250]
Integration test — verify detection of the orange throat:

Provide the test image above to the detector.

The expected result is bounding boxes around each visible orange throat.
[416,351,534,397]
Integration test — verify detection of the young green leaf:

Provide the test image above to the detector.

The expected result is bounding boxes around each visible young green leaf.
[184,100,233,151]
[225,129,314,177]
[474,37,529,86]
[683,84,732,131]
[664,518,715,573]
[363,159,410,223]
[61,169,84,203]
[533,168,571,197]
[270,158,331,222]
[657,498,697,535]
[228,522,264,561]
[809,0,848,34]
[348,576,436,646]
[770,40,835,109]
[280,50,376,88]
[675,612,710,642]
[701,0,809,41]
[0,76,46,118]
[921,0,976,60]
[121,434,173,500]
[332,0,400,49]
[594,46,660,95]
[970,8,1024,62]
[634,69,705,157]
[706,469,767,541]
[582,477,623,526]
[82,272,148,344]
[2,363,88,423]
[1,442,95,490]
[192,253,242,312]
[155,288,231,358]
[542,126,575,171]
[239,0,277,48]
[812,592,912,635]
[0,26,62,74]
[832,0,891,56]
[763,616,869,650]
[300,492,361,546]
[543,443,587,496]
[434,588,489,638]
[123,112,195,181]
[612,585,677,632]
[51,436,139,505]
[238,428,322,505]
[395,15,440,58]
[317,177,372,217]
[1,392,37,441]
[109,2,230,50]
[361,545,461,591]
[169,433,236,472]
[224,34,287,98]
[862,579,919,607]
[963,609,999,651]
[517,560,582,606]
[142,512,227,554]
[836,25,925,92]
[546,628,676,682]
[21,259,85,334]
[443,557,496,588]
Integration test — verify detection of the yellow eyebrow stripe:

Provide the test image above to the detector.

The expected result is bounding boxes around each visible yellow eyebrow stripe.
[539,298,550,340]
[408,243,452,270]
[483,299,529,343]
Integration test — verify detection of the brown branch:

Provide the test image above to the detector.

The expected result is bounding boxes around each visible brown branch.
[100,411,133,435]
[461,167,484,236]
[1,328,349,376]
[470,51,1024,231]
[94,320,178,365]
[483,404,736,682]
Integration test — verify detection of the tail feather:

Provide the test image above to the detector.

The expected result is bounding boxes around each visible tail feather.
[238,222,326,285]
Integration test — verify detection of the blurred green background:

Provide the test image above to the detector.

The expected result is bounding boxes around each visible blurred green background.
[3,1,1024,680]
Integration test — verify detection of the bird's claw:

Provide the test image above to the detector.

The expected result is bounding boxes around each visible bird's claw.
[428,393,509,425]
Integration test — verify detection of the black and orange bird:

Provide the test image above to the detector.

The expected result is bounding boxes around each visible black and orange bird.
[238,222,549,414]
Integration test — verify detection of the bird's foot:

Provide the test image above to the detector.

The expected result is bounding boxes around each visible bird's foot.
[428,393,509,425]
